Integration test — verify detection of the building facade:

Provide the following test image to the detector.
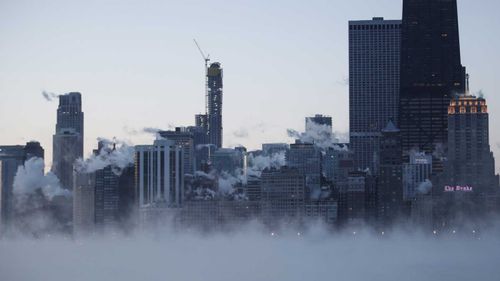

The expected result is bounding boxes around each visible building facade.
[378,121,404,227]
[52,92,84,190]
[52,128,83,190]
[349,17,401,174]
[400,0,466,157]
[135,140,184,225]
[403,152,432,201]
[207,63,223,149]
[0,142,45,232]
[159,127,195,175]
[287,141,322,197]
[446,95,498,194]
[260,167,306,225]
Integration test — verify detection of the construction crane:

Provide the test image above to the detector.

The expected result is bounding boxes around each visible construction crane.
[193,39,210,69]
[193,39,211,125]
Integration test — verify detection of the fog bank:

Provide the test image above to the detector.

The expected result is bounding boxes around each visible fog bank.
[1,227,499,281]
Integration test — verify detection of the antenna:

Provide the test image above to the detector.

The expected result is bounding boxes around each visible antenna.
[466,73,470,95]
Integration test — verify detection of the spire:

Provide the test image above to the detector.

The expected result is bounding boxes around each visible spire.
[382,120,399,133]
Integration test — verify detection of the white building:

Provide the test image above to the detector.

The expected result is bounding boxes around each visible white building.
[135,139,184,226]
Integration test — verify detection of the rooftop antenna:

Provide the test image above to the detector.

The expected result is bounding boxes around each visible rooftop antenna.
[466,73,470,95]
[193,39,211,116]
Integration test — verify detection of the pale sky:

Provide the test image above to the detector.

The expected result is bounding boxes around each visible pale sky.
[1,0,500,170]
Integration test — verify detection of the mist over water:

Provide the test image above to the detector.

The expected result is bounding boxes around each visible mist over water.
[1,223,499,281]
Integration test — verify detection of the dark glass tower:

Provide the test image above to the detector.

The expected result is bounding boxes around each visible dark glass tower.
[400,0,466,156]
[207,63,223,149]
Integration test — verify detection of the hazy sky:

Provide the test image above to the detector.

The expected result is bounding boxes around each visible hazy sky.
[1,0,500,168]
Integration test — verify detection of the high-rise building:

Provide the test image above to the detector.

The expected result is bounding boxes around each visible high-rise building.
[306,114,334,141]
[52,128,83,190]
[56,92,84,135]
[135,139,184,224]
[287,141,322,196]
[349,17,402,174]
[0,142,45,231]
[400,0,466,156]
[403,152,432,201]
[24,141,44,160]
[73,172,95,236]
[378,121,403,227]
[187,124,210,171]
[159,127,195,175]
[322,144,352,183]
[94,165,135,230]
[260,167,306,224]
[446,95,498,194]
[262,143,289,156]
[52,92,84,190]
[338,171,367,226]
[207,63,223,149]
[212,148,245,175]
[0,145,26,230]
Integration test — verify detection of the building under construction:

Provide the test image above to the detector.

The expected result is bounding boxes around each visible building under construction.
[207,63,223,149]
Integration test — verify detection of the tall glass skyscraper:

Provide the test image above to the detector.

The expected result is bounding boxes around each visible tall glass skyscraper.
[400,0,466,157]
[52,92,84,190]
[349,18,402,175]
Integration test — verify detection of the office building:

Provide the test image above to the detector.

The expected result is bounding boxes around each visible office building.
[52,128,83,190]
[306,114,334,141]
[159,127,195,175]
[212,148,245,175]
[0,146,26,230]
[378,121,403,227]
[52,92,84,190]
[0,142,45,231]
[403,152,432,201]
[446,95,498,194]
[261,167,306,224]
[349,17,401,174]
[400,0,466,157]
[73,172,95,236]
[135,140,184,225]
[262,143,289,156]
[287,141,322,196]
[338,171,367,226]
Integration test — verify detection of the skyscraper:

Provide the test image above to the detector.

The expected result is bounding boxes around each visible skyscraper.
[446,95,498,194]
[0,142,45,231]
[400,0,466,156]
[135,139,184,224]
[0,146,26,231]
[159,127,195,175]
[349,17,402,174]
[207,63,223,149]
[306,114,334,141]
[53,128,83,190]
[52,92,84,190]
[403,152,432,201]
[378,121,403,227]
[73,171,95,236]
[261,167,306,224]
[287,140,322,196]
[56,92,84,136]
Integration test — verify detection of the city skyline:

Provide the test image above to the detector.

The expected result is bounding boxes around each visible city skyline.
[2,1,500,280]
[2,0,500,172]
